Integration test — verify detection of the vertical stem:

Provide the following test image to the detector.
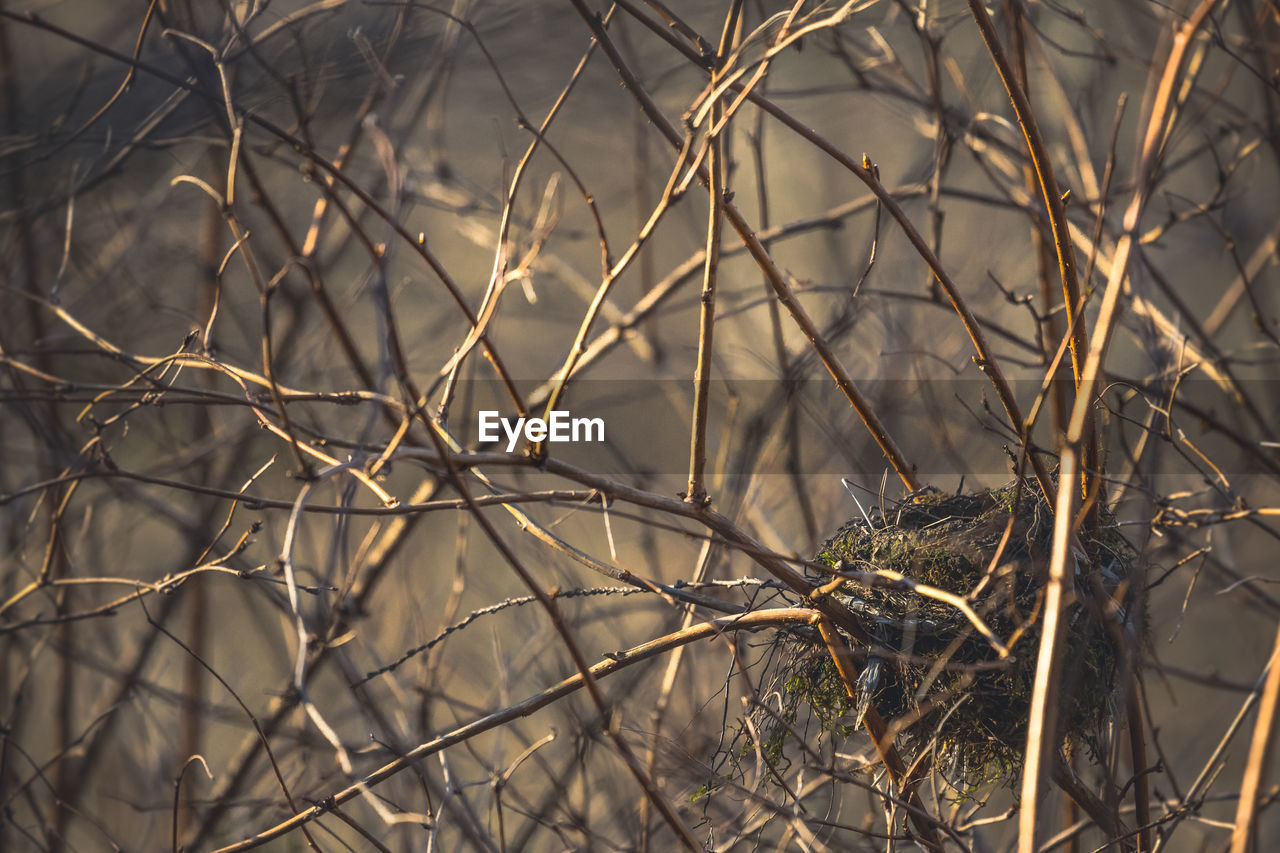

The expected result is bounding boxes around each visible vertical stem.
[1063,744,1080,853]
[1128,684,1151,852]
[1005,0,1069,444]
[686,96,724,506]
[1019,446,1079,852]
[966,0,1100,511]
[54,546,72,848]
[815,616,942,850]
[1230,617,1280,853]
[179,167,223,837]
[569,0,921,494]
[686,0,740,506]
[1065,0,1221,447]
[750,83,817,543]
[966,0,1086,389]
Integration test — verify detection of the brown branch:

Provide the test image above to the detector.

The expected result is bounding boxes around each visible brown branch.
[967,0,1087,391]
[570,0,921,493]
[208,608,821,852]
[685,67,725,507]
[815,616,943,851]
[1064,0,1222,448]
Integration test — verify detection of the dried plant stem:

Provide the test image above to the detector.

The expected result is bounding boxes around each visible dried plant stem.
[172,164,313,477]
[607,0,1059,500]
[1049,756,1132,845]
[1065,0,1221,447]
[209,608,821,852]
[140,599,321,852]
[8,3,1274,850]
[416,418,701,849]
[1128,682,1152,853]
[1229,617,1280,853]
[188,477,446,848]
[535,455,878,644]
[571,0,921,493]
[1004,0,1068,462]
[538,130,697,446]
[823,568,1010,658]
[1021,5,1221,848]
[429,7,611,418]
[0,10,528,412]
[1019,445,1080,852]
[815,616,943,851]
[722,205,921,492]
[966,0,1086,388]
[967,0,1104,546]
[686,83,724,506]
[25,315,399,506]
[751,130,1054,498]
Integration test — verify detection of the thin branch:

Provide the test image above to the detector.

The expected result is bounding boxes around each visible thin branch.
[209,608,822,852]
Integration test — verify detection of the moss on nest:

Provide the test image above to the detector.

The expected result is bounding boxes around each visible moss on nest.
[743,479,1135,789]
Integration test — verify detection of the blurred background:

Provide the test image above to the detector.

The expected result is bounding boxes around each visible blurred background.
[3,1,1279,849]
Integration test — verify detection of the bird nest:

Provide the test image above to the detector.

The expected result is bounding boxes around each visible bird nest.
[737,479,1135,790]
